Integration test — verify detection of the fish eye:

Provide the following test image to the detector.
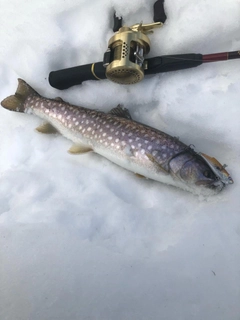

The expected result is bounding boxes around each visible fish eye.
[203,170,212,178]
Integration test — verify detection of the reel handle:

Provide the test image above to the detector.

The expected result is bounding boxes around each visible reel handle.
[154,0,167,23]
[49,62,106,90]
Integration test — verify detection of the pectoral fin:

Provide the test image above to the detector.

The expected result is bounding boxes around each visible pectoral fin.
[36,122,58,134]
[146,153,169,174]
[68,144,93,154]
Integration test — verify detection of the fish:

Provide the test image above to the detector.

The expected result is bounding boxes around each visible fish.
[1,79,233,195]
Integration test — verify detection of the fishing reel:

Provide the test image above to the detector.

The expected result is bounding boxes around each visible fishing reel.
[103,22,162,84]
[48,0,240,90]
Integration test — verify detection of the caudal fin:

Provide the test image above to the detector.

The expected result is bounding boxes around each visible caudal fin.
[1,79,39,113]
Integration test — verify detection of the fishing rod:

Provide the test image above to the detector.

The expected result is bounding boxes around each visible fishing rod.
[48,0,240,90]
[49,50,240,90]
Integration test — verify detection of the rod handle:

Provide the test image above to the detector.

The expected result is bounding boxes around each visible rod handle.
[49,62,106,90]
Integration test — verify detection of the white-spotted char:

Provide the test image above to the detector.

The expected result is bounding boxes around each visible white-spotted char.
[1,79,233,195]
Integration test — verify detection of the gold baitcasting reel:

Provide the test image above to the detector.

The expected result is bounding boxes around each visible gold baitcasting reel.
[103,22,163,85]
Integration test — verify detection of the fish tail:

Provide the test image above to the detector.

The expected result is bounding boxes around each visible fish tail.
[1,79,39,113]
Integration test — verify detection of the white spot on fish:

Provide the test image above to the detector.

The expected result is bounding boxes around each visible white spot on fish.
[115,138,119,143]
[67,115,71,120]
[128,133,132,137]
[79,126,82,130]
[162,145,166,150]
[163,153,167,158]
[104,142,108,146]
[110,128,114,132]
[122,132,125,136]
[152,150,158,156]
[129,139,133,143]
[103,133,106,137]
[136,137,140,141]
[148,145,152,150]
[58,115,62,120]
[108,136,112,140]
[138,143,141,147]
[75,121,79,126]
[87,127,92,131]
[141,149,145,155]
[69,124,72,128]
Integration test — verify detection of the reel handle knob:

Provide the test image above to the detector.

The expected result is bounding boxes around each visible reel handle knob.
[48,62,106,90]
[153,0,167,23]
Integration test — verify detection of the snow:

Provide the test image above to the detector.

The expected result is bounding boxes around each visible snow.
[0,0,240,319]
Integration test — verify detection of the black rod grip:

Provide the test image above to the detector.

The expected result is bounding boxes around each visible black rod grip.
[145,54,203,74]
[49,62,106,90]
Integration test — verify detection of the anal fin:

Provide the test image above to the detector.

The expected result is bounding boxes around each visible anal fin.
[135,173,146,179]
[68,144,93,155]
[36,122,58,134]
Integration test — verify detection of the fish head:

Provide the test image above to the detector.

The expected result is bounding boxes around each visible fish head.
[169,152,226,193]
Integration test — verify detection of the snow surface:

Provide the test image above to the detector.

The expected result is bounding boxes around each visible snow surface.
[0,0,240,319]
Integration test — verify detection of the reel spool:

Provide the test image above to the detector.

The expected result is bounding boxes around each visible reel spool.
[103,22,162,85]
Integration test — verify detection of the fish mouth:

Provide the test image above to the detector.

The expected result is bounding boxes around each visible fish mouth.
[196,179,225,192]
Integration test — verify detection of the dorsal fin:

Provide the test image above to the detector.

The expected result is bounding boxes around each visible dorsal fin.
[108,104,132,120]
[55,97,64,102]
